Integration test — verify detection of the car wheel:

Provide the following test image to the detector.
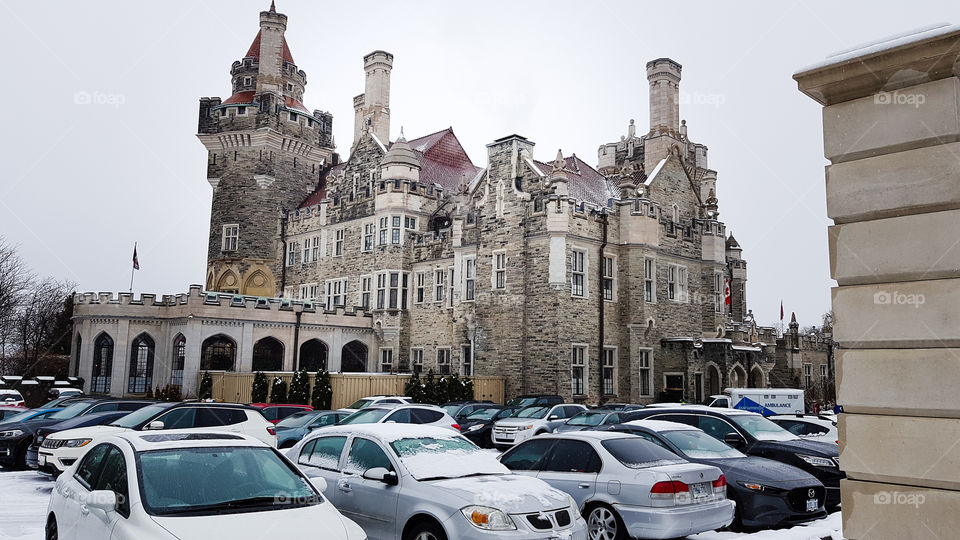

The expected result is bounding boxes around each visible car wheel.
[405,520,447,540]
[45,515,57,540]
[586,503,627,540]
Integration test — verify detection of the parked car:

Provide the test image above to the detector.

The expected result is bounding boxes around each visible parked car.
[0,406,29,423]
[337,404,459,431]
[47,387,84,400]
[769,414,839,445]
[0,409,70,469]
[38,395,89,409]
[249,403,314,424]
[0,389,25,407]
[276,410,347,448]
[0,407,61,425]
[492,404,586,449]
[338,395,413,414]
[498,431,734,539]
[38,402,277,476]
[458,406,516,448]
[554,410,626,433]
[623,407,844,509]
[441,400,495,422]
[289,423,587,539]
[505,394,563,408]
[45,430,367,540]
[593,403,645,412]
[600,419,827,530]
[703,394,730,408]
[27,411,133,469]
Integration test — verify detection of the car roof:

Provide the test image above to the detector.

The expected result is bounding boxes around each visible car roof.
[306,423,458,441]
[249,403,312,408]
[116,429,269,452]
[366,403,444,411]
[634,406,759,417]
[623,419,698,432]
[540,430,636,441]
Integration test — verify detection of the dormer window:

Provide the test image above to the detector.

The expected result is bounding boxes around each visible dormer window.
[237,107,246,115]
[289,112,297,122]
[243,76,252,87]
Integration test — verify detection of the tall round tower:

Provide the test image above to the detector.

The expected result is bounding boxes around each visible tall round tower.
[197,3,336,297]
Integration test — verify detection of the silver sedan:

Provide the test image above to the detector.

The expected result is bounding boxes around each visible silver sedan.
[287,424,588,540]
[499,431,735,539]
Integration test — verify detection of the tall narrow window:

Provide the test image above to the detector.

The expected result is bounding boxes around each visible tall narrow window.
[677,266,688,302]
[128,334,155,394]
[325,279,347,307]
[819,364,827,378]
[378,217,388,245]
[572,346,586,396]
[363,223,375,251]
[287,241,298,266]
[411,348,424,374]
[380,349,394,373]
[361,275,372,310]
[602,348,617,395]
[464,257,476,301]
[714,272,724,313]
[462,345,473,376]
[437,348,451,375]
[309,283,319,300]
[391,215,401,244]
[401,273,409,310]
[571,249,586,297]
[91,333,114,394]
[334,229,344,257]
[404,216,417,230]
[435,269,445,303]
[644,258,656,303]
[667,265,677,301]
[415,272,426,304]
[639,350,652,396]
[221,225,239,251]
[311,236,319,261]
[376,273,386,309]
[804,364,813,387]
[389,272,399,309]
[602,256,615,301]
[448,267,454,308]
[171,335,185,389]
[493,252,506,290]
[302,240,311,264]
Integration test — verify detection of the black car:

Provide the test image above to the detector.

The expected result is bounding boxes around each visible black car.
[623,407,844,509]
[598,421,827,530]
[441,400,495,422]
[505,394,563,408]
[593,402,645,412]
[0,398,155,469]
[458,405,517,448]
[25,411,131,469]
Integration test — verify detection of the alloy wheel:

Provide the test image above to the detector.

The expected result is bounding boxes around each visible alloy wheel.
[412,533,439,540]
[588,506,619,540]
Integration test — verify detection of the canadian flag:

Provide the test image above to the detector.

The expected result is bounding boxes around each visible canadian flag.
[724,278,731,306]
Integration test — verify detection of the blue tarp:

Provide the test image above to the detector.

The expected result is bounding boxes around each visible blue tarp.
[733,397,778,416]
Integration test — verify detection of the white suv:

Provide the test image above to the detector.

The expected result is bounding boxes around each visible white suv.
[337,404,460,431]
[337,395,412,414]
[38,403,276,476]
[492,404,587,449]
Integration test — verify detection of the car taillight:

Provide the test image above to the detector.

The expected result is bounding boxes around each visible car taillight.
[267,426,276,436]
[451,424,460,431]
[650,481,688,495]
[712,475,727,488]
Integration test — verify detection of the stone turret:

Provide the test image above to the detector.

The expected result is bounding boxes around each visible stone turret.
[380,130,420,182]
[354,50,394,146]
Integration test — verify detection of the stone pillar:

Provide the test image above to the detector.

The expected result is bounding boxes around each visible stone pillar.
[182,319,203,398]
[795,24,960,539]
[111,319,130,397]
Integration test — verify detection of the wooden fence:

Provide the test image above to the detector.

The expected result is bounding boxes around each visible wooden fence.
[201,372,505,409]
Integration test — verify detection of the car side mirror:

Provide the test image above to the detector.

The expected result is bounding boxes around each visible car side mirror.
[723,432,746,448]
[363,467,399,486]
[85,490,118,513]
[548,415,559,420]
[145,420,165,430]
[307,476,328,493]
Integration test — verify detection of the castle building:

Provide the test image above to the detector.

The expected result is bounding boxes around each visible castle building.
[71,4,788,403]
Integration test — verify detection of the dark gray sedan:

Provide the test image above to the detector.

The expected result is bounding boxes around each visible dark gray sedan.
[554,410,625,433]
[276,410,346,448]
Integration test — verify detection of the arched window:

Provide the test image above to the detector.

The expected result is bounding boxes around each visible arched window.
[128,333,155,394]
[671,204,680,223]
[91,333,114,394]
[299,339,328,372]
[201,335,236,371]
[171,334,186,388]
[252,337,284,372]
[341,341,368,373]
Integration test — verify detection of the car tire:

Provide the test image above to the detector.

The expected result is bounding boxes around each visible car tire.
[404,520,447,540]
[585,503,627,540]
[45,515,57,540]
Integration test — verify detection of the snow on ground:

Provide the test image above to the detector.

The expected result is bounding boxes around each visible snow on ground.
[0,469,842,540]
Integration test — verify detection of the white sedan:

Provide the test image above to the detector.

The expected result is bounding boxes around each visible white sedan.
[45,430,366,540]
[769,414,839,445]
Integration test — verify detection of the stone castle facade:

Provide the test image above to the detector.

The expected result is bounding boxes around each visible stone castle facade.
[71,4,830,403]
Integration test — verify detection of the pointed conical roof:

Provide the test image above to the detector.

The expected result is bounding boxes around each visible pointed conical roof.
[726,233,741,250]
[382,131,421,169]
[245,30,295,64]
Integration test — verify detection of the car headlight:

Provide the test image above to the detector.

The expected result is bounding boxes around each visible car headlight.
[0,429,24,438]
[64,438,92,448]
[737,481,786,494]
[796,453,836,468]
[466,424,482,432]
[461,505,517,531]
[516,425,534,431]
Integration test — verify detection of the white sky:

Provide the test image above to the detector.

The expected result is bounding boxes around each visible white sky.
[1,0,957,329]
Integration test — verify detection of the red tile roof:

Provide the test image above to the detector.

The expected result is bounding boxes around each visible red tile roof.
[245,30,295,65]
[534,155,614,206]
[299,188,327,208]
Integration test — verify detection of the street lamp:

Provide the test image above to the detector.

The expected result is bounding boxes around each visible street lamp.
[292,303,305,371]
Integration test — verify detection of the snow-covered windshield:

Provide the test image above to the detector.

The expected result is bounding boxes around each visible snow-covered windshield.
[661,429,744,459]
[601,438,685,468]
[730,414,798,441]
[339,408,390,425]
[515,406,549,419]
[567,412,607,426]
[390,436,507,480]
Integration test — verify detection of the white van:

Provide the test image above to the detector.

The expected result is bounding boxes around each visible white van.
[704,388,805,416]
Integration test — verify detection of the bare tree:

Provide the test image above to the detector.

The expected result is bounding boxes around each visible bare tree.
[0,238,33,372]
[11,278,75,377]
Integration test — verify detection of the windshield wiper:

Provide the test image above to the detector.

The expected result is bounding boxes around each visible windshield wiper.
[420,472,502,481]
[158,495,317,515]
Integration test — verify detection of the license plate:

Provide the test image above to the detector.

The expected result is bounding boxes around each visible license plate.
[692,482,709,499]
[38,455,46,466]
[806,498,818,512]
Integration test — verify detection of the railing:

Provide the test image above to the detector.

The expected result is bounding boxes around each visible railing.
[201,372,505,409]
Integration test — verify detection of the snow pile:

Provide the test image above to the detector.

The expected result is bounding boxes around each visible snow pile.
[691,511,842,540]
[399,445,507,481]
[0,471,51,540]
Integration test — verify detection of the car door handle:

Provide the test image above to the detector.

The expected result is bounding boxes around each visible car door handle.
[338,481,352,492]
[578,483,591,489]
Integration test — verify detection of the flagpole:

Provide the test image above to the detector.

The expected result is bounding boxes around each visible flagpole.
[130,242,136,292]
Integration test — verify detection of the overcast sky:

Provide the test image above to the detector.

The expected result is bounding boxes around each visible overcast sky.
[1,0,957,328]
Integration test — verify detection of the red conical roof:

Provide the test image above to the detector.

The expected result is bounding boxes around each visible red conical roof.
[245,30,295,64]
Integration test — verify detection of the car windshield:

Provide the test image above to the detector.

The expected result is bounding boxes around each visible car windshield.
[0,410,35,424]
[1,391,23,401]
[390,436,506,480]
[339,408,390,425]
[276,412,315,428]
[346,398,374,410]
[139,446,319,516]
[567,412,608,426]
[507,397,537,408]
[661,429,744,459]
[442,405,462,417]
[465,407,503,421]
[109,404,170,428]
[46,402,93,420]
[729,414,798,441]
[515,406,549,419]
[601,438,686,468]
